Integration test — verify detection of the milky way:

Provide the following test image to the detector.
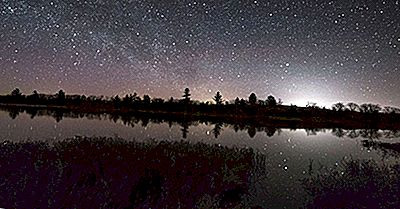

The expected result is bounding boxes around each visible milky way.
[0,0,399,107]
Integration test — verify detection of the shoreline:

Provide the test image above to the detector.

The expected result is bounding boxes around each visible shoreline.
[2,103,400,130]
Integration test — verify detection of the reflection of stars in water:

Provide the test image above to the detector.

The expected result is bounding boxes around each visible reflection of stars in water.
[0,0,399,107]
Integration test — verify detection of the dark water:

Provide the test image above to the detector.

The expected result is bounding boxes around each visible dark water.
[1,109,400,208]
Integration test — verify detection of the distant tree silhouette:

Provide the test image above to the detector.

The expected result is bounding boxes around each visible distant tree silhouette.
[28,90,40,103]
[213,91,223,105]
[258,99,266,106]
[240,98,247,106]
[132,92,141,103]
[182,88,191,104]
[360,103,381,114]
[332,102,345,111]
[57,89,66,104]
[277,98,283,105]
[266,95,277,106]
[347,102,359,112]
[32,90,39,97]
[122,94,134,106]
[383,106,400,114]
[249,93,257,105]
[152,98,164,105]
[2,86,400,131]
[168,97,174,103]
[113,95,121,109]
[234,97,240,105]
[143,95,151,104]
[11,88,22,97]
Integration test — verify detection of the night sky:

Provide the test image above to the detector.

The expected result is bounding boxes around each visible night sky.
[0,0,399,107]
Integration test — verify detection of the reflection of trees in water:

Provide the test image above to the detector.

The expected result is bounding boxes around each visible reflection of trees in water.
[2,107,400,140]
[347,130,360,138]
[332,128,347,138]
[359,129,382,139]
[8,109,20,119]
[247,126,256,138]
[302,158,400,208]
[180,121,189,139]
[383,130,400,138]
[330,128,400,140]
[0,137,267,208]
[265,127,277,137]
[233,124,239,132]
[213,122,223,138]
[225,125,278,138]
[141,117,149,127]
[53,110,64,122]
[305,128,325,136]
[362,140,400,157]
[25,108,38,119]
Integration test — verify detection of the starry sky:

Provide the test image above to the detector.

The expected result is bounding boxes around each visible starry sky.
[0,0,399,107]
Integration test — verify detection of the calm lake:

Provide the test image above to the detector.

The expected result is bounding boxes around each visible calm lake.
[1,108,400,208]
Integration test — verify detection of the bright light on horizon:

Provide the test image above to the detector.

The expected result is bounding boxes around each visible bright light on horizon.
[286,98,333,108]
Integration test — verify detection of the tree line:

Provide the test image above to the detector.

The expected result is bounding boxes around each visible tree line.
[2,87,400,114]
[2,87,400,129]
[1,87,283,109]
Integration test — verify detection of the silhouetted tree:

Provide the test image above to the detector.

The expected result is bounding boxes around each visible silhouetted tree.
[32,90,39,97]
[143,95,151,104]
[347,102,359,112]
[258,100,266,106]
[152,98,164,105]
[122,94,134,106]
[11,88,22,97]
[57,89,66,104]
[249,93,257,105]
[132,92,141,103]
[234,97,240,105]
[360,103,381,114]
[332,102,345,111]
[113,95,121,109]
[182,88,191,104]
[277,98,283,105]
[240,99,246,106]
[383,106,400,114]
[28,90,40,103]
[266,95,277,106]
[213,91,223,105]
